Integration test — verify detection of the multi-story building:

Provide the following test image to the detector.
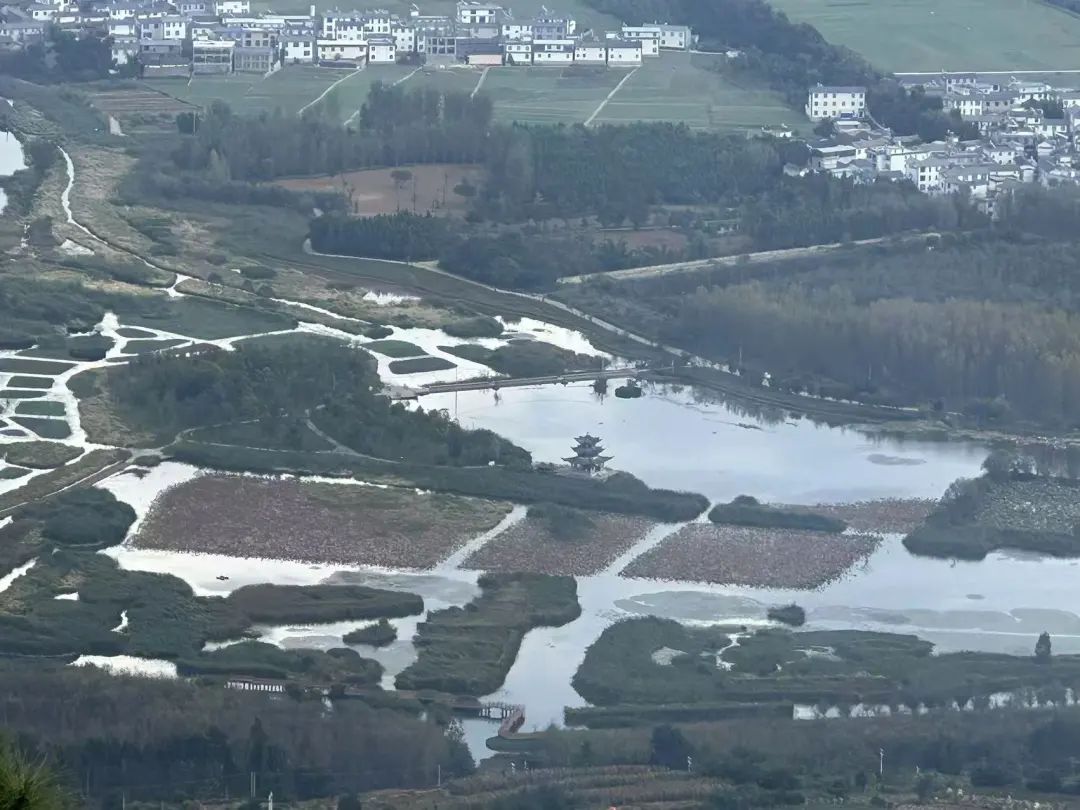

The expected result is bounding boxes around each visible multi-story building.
[317,37,366,62]
[215,0,251,15]
[606,38,641,65]
[367,34,395,62]
[614,26,658,56]
[282,22,315,63]
[503,39,531,64]
[620,24,689,52]
[805,85,867,121]
[141,14,188,40]
[456,1,500,25]
[532,38,573,64]
[192,37,233,72]
[573,39,606,64]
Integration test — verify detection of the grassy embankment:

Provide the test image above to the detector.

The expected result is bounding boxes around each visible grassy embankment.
[396,572,581,695]
[709,495,847,533]
[904,473,1080,560]
[569,618,1080,727]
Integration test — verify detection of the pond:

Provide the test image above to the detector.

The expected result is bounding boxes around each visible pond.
[0,129,26,214]
[93,331,1080,761]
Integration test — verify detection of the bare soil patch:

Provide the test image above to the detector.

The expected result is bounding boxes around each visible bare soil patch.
[620,524,880,589]
[774,499,936,534]
[133,475,512,568]
[463,513,654,576]
[275,164,484,218]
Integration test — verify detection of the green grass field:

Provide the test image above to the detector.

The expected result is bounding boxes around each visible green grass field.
[594,52,804,131]
[483,65,626,124]
[144,54,801,130]
[768,0,1080,73]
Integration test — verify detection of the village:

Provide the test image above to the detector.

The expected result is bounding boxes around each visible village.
[0,0,693,76]
[801,75,1080,214]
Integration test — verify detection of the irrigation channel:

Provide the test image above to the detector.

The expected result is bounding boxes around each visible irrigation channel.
[7,152,1079,760]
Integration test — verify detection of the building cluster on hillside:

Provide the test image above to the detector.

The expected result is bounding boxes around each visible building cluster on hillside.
[799,77,1080,214]
[0,0,692,76]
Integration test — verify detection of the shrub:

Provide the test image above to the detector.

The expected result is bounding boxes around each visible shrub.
[709,496,847,533]
[21,487,135,548]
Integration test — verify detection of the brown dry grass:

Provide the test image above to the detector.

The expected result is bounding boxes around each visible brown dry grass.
[620,524,880,588]
[275,164,484,218]
[463,513,654,576]
[133,475,513,568]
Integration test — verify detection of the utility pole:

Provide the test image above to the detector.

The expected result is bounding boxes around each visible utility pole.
[437,764,441,787]
[268,791,274,810]
[250,771,256,799]
[879,747,885,777]
[687,756,693,774]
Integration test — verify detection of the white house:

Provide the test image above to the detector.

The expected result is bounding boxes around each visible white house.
[367,35,395,62]
[360,12,393,35]
[616,26,658,57]
[215,0,250,15]
[176,0,209,16]
[317,37,366,62]
[141,15,188,39]
[28,3,58,22]
[107,16,136,36]
[456,1,500,25]
[111,33,139,64]
[532,38,573,64]
[391,23,414,53]
[620,23,689,51]
[503,39,531,64]
[606,39,641,65]
[573,40,606,64]
[805,85,866,121]
[282,35,314,62]
[500,21,530,40]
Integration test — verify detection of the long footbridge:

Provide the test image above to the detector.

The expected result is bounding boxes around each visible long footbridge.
[390,366,651,400]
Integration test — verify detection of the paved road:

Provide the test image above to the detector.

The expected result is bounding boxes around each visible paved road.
[557,233,925,285]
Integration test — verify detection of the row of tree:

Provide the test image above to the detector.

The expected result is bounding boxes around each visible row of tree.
[0,667,472,803]
[0,26,116,82]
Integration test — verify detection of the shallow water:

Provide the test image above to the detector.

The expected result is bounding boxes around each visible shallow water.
[418,382,986,503]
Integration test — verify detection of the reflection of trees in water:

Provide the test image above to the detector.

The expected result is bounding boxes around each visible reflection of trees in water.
[677,383,792,428]
[1016,442,1080,480]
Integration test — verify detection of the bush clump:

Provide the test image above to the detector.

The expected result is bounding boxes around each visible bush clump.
[709,496,847,533]
[443,316,503,339]
[19,487,136,548]
[343,618,397,647]
[767,604,806,626]
[527,502,595,543]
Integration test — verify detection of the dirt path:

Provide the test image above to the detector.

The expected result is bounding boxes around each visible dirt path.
[557,232,933,285]
[584,66,638,127]
[299,64,365,117]
[471,66,491,99]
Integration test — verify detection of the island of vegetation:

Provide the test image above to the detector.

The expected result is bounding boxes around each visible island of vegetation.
[905,450,1080,560]
[709,495,847,533]
[343,618,398,647]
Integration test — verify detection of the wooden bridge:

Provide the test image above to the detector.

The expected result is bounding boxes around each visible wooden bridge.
[224,677,525,732]
[390,366,649,400]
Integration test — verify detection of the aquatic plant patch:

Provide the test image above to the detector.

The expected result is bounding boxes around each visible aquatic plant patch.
[132,475,512,568]
[464,509,654,576]
[620,525,880,588]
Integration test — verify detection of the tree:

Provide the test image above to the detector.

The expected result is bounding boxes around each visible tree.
[649,724,692,771]
[390,168,413,189]
[1036,631,1052,662]
[813,118,836,137]
[0,741,66,810]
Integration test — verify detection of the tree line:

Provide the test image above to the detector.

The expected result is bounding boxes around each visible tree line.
[574,228,1080,425]
[172,86,494,181]
[308,213,682,289]
[0,666,471,803]
[0,26,117,82]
